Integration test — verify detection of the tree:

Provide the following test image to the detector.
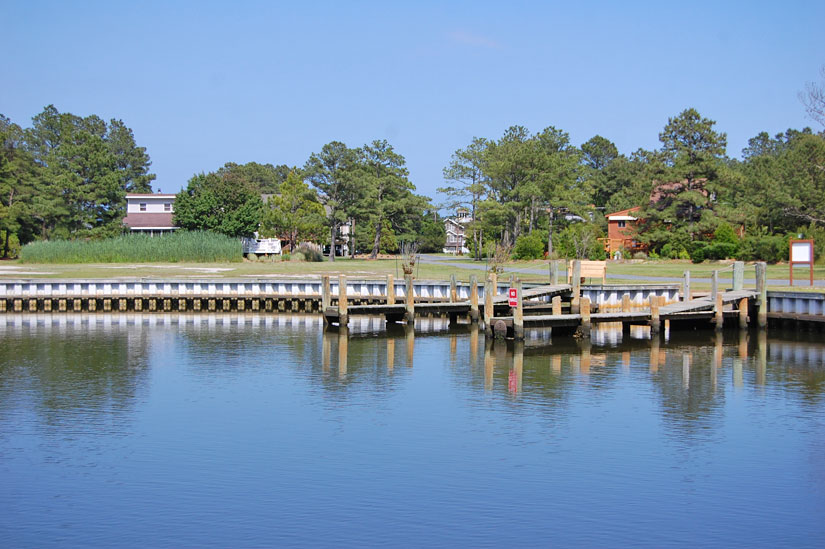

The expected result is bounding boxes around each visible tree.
[174,171,263,237]
[303,142,360,261]
[216,162,289,195]
[0,115,40,256]
[439,137,488,259]
[360,140,414,258]
[260,170,325,250]
[580,135,619,208]
[640,108,728,248]
[23,105,156,238]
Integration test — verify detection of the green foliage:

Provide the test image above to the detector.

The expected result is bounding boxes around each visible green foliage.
[553,224,606,260]
[260,170,325,250]
[20,231,242,263]
[735,232,787,263]
[216,162,289,195]
[713,222,739,245]
[691,246,706,263]
[660,242,690,260]
[512,232,545,259]
[295,242,324,262]
[415,211,446,253]
[174,172,263,237]
[0,230,21,258]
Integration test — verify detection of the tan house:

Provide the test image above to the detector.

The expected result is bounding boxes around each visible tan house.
[123,193,178,235]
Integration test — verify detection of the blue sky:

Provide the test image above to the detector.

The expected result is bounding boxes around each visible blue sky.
[3,0,824,202]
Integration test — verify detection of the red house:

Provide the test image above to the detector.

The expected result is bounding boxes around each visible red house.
[600,206,644,255]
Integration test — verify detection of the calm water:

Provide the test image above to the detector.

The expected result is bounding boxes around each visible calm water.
[1,314,824,548]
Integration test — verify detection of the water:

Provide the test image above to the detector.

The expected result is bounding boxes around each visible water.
[1,314,824,547]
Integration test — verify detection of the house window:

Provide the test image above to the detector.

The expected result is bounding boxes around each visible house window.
[164,203,171,212]
[140,203,147,212]
[618,220,626,228]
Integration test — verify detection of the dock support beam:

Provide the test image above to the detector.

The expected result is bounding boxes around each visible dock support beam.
[622,294,631,335]
[733,261,744,291]
[469,275,479,322]
[571,260,581,314]
[683,271,690,301]
[386,274,395,305]
[322,275,331,322]
[714,292,723,331]
[549,259,561,285]
[405,274,415,325]
[338,275,348,326]
[580,296,591,338]
[739,297,749,329]
[450,274,457,302]
[552,295,562,315]
[513,279,524,340]
[649,295,660,336]
[711,270,719,303]
[756,262,768,328]
[483,277,493,336]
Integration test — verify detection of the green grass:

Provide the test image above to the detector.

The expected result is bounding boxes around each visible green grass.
[20,232,242,264]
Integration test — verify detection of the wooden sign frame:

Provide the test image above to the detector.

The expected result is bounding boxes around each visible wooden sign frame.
[789,239,814,287]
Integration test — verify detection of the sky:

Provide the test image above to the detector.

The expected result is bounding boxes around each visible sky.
[2,0,824,204]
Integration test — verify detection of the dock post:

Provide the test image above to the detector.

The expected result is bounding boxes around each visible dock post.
[649,295,660,336]
[683,271,691,301]
[513,279,524,340]
[322,275,331,320]
[405,274,415,325]
[469,275,479,322]
[733,261,744,291]
[386,274,395,305]
[714,292,723,331]
[549,260,560,285]
[621,294,631,335]
[739,297,749,330]
[483,277,493,335]
[450,274,457,302]
[711,270,719,303]
[756,262,767,328]
[552,295,562,315]
[490,272,498,299]
[338,275,349,326]
[580,296,591,338]
[571,260,582,314]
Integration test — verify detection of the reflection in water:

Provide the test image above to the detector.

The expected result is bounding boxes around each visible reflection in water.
[1,314,824,547]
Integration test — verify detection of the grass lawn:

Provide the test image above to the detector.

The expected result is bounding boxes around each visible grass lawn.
[1,257,822,292]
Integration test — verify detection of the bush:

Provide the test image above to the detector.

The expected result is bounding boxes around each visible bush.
[714,222,739,245]
[553,224,606,259]
[20,231,242,263]
[295,242,324,262]
[512,232,545,260]
[736,233,787,263]
[691,246,706,263]
[660,242,690,260]
[704,242,738,260]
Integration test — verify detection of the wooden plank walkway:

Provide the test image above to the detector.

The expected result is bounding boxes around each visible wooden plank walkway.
[491,284,571,304]
[660,290,757,315]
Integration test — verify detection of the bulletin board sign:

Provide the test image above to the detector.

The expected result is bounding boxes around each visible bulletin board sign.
[789,239,814,286]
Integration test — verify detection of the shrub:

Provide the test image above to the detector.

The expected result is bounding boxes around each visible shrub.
[295,242,324,262]
[512,232,545,260]
[713,222,739,245]
[704,242,738,260]
[736,233,787,262]
[553,224,605,259]
[20,231,242,263]
[691,246,706,263]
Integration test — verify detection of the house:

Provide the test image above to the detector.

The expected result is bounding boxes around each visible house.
[600,206,644,255]
[122,193,178,235]
[443,209,472,254]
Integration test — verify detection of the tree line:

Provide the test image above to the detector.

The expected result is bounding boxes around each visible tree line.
[440,104,825,263]
[3,72,825,263]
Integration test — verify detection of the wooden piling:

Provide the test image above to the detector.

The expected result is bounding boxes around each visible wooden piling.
[552,295,562,315]
[483,278,493,335]
[338,275,349,326]
[549,259,561,285]
[649,295,660,336]
[450,274,457,302]
[756,262,767,328]
[739,297,749,329]
[715,292,724,330]
[469,275,479,322]
[404,274,414,325]
[571,260,581,314]
[386,274,395,305]
[580,296,591,338]
[322,275,331,312]
[733,261,744,291]
[711,270,719,303]
[513,279,524,340]
[683,271,691,301]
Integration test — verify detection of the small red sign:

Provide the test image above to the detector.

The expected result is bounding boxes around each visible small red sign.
[508,288,518,307]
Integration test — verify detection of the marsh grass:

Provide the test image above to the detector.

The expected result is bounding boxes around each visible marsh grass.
[20,231,242,263]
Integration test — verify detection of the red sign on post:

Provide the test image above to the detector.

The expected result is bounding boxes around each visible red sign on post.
[508,288,519,307]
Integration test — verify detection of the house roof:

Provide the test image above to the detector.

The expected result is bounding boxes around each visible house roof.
[123,212,177,228]
[126,193,177,198]
[605,206,641,218]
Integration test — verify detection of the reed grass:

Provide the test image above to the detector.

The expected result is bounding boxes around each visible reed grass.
[20,231,243,263]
